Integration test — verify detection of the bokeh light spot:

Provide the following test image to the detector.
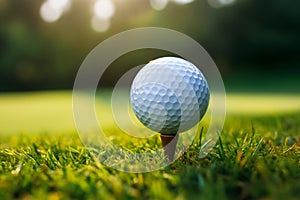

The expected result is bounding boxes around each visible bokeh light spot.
[172,0,194,5]
[91,16,110,32]
[40,1,62,23]
[94,0,115,20]
[39,0,70,23]
[150,0,168,11]
[219,0,235,5]
[48,0,70,12]
[208,0,235,8]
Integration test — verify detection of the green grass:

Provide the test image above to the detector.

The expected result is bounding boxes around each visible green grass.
[0,91,74,135]
[0,91,300,199]
[1,91,299,134]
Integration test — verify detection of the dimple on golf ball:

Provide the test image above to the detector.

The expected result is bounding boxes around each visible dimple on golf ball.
[130,57,210,135]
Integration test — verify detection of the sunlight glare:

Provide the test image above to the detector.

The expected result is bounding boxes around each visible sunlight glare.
[94,0,115,20]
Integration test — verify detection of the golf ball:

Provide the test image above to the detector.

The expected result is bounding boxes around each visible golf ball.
[130,57,210,135]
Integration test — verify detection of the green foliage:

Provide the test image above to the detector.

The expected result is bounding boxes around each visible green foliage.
[0,112,299,199]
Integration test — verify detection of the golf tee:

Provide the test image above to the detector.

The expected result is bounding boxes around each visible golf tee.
[160,134,179,162]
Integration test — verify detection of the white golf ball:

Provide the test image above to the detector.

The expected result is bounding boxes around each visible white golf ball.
[130,57,210,135]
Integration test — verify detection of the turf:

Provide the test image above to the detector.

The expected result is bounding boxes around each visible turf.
[1,91,300,134]
[0,92,300,199]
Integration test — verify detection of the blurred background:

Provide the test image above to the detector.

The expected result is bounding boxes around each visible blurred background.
[1,0,299,92]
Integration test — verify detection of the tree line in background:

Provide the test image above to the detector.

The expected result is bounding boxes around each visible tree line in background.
[0,0,299,91]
